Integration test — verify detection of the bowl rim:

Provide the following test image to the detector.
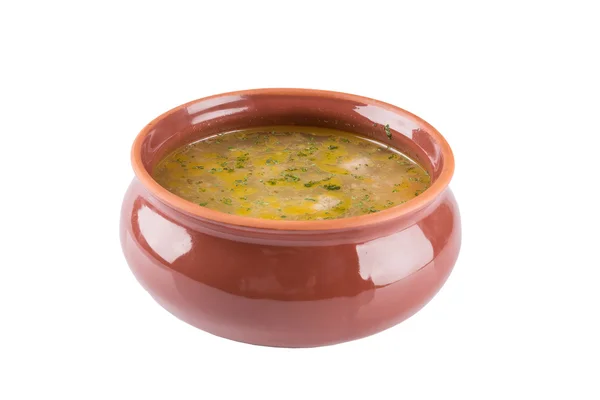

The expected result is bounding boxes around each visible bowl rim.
[131,88,455,231]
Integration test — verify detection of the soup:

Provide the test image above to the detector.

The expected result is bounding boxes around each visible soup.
[152,126,431,221]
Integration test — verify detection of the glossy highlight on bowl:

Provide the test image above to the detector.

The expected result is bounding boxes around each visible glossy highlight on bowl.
[120,88,461,347]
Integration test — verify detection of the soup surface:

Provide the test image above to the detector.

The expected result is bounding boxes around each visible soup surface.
[152,126,430,221]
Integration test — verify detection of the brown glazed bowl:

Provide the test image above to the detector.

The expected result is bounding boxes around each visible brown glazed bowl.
[120,88,460,347]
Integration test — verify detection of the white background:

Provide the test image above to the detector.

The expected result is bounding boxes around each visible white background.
[1,1,599,399]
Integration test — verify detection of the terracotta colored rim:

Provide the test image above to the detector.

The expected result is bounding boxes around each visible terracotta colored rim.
[131,88,455,231]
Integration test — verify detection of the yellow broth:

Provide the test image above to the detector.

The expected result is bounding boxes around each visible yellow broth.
[152,126,431,221]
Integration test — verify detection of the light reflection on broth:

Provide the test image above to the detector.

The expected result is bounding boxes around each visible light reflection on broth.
[152,126,431,221]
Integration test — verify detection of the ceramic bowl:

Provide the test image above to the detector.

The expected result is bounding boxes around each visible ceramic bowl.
[120,88,461,347]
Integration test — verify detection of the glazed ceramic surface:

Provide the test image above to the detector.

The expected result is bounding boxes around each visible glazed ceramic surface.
[120,89,461,347]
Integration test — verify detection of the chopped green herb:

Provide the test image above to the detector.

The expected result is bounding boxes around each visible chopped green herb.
[221,198,233,205]
[384,124,392,140]
[328,145,339,150]
[304,198,316,202]
[305,145,318,154]
[235,154,249,168]
[284,174,300,182]
[198,202,208,206]
[323,184,341,191]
